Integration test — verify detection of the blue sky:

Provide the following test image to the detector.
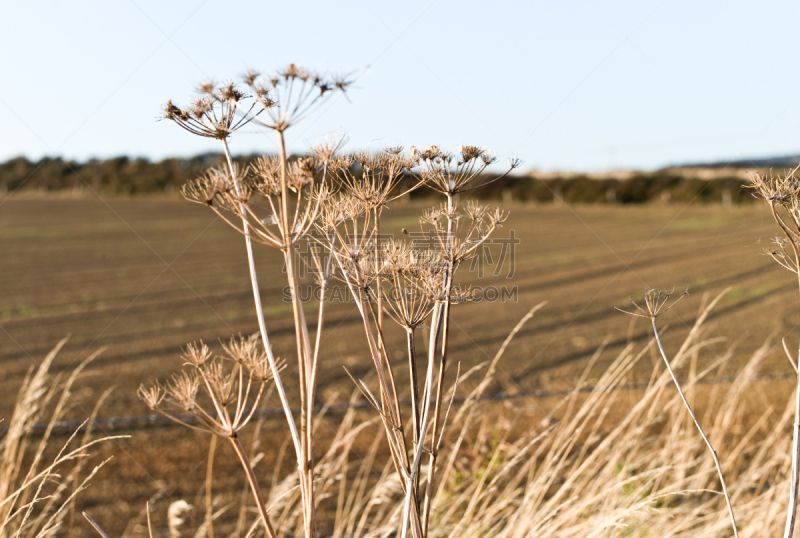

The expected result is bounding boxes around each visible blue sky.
[1,0,799,171]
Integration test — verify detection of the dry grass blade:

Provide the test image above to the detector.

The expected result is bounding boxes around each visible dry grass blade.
[0,340,122,538]
[83,511,110,538]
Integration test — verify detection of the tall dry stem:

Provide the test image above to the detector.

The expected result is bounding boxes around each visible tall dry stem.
[617,289,739,536]
[750,168,800,538]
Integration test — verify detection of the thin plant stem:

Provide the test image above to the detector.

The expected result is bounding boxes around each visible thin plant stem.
[787,354,800,538]
[422,193,456,534]
[205,436,217,538]
[401,302,443,538]
[375,208,385,363]
[365,288,406,443]
[228,436,278,538]
[276,130,317,538]
[406,328,421,448]
[651,316,739,538]
[770,200,800,538]
[220,140,302,454]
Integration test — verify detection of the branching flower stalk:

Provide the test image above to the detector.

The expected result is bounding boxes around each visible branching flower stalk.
[163,83,301,461]
[331,148,422,370]
[163,68,351,537]
[323,146,517,537]
[162,71,519,538]
[617,289,739,537]
[323,198,408,464]
[414,145,519,532]
[381,240,439,452]
[242,70,352,537]
[139,339,283,538]
[750,167,800,538]
[323,191,436,538]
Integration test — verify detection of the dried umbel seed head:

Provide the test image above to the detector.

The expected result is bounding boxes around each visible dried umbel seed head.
[240,69,277,109]
[766,236,800,274]
[310,135,349,166]
[322,193,367,228]
[182,169,230,206]
[279,63,310,81]
[418,145,445,162]
[248,356,282,383]
[328,155,355,175]
[421,205,447,226]
[415,144,520,195]
[140,335,277,439]
[465,201,487,222]
[486,207,509,227]
[242,64,353,132]
[182,341,212,367]
[187,96,214,119]
[202,361,235,406]
[379,242,440,329]
[241,69,260,87]
[287,158,316,192]
[421,268,448,302]
[218,82,247,103]
[382,240,413,272]
[222,333,259,363]
[385,145,404,156]
[617,288,689,319]
[167,371,201,411]
[161,82,258,140]
[449,285,478,304]
[458,145,484,162]
[138,383,165,410]
[481,153,498,166]
[248,156,283,197]
[334,238,381,288]
[331,149,417,211]
[750,171,798,205]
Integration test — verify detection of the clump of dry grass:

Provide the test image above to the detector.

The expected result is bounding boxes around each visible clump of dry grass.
[126,293,800,537]
[426,297,787,537]
[0,338,121,538]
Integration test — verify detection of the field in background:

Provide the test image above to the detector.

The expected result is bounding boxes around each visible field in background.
[1,195,798,534]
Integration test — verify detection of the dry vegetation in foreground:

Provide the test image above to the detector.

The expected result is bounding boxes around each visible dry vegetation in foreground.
[7,64,800,538]
[7,297,800,537]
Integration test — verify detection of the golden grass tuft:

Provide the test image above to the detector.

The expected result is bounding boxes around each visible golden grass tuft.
[0,338,121,538]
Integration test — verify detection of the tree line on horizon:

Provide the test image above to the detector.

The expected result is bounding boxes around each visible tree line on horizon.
[0,153,756,205]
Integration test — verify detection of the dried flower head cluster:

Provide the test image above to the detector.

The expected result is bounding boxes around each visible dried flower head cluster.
[162,82,260,140]
[138,336,283,437]
[617,288,688,319]
[380,240,442,330]
[324,213,380,291]
[421,201,507,266]
[767,236,800,274]
[242,65,353,132]
[750,166,800,206]
[750,167,800,276]
[330,148,418,211]
[414,144,521,195]
[180,156,328,250]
